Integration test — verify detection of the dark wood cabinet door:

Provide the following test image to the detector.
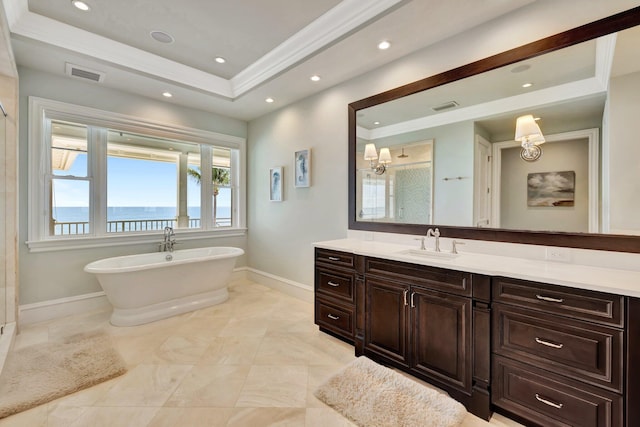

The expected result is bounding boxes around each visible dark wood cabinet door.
[364,277,410,367]
[411,287,472,394]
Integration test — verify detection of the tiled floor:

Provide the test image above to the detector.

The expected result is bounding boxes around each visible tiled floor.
[0,279,522,426]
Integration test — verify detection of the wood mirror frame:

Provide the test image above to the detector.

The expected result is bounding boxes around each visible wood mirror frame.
[348,6,640,253]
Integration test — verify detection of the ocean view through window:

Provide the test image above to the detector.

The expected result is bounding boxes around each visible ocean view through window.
[29,97,246,249]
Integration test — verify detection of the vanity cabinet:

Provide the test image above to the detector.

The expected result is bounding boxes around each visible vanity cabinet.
[492,277,630,427]
[314,248,361,343]
[362,257,491,420]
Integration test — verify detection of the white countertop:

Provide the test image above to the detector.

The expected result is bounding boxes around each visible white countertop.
[314,238,640,298]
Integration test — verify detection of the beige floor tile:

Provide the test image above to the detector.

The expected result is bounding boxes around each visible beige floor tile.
[227,407,306,427]
[164,365,251,407]
[306,365,346,408]
[47,406,159,427]
[152,334,211,364]
[147,407,234,427]
[236,365,308,408]
[218,316,271,337]
[0,404,48,427]
[305,408,357,427]
[253,334,315,365]
[199,336,262,365]
[96,364,192,407]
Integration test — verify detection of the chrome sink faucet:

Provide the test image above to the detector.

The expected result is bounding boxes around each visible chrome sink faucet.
[426,228,440,252]
[160,226,176,252]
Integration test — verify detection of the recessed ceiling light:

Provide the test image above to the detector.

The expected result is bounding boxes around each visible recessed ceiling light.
[265,98,274,103]
[162,92,173,98]
[522,82,533,88]
[215,57,226,64]
[378,40,391,50]
[150,30,174,44]
[71,0,90,11]
[310,75,321,82]
[374,121,380,125]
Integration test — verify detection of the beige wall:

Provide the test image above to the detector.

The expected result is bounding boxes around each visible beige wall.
[608,70,640,234]
[246,0,639,289]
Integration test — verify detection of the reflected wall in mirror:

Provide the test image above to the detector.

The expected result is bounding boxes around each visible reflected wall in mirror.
[348,7,640,252]
[356,140,433,224]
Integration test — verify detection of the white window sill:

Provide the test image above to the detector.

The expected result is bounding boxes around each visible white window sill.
[26,227,247,253]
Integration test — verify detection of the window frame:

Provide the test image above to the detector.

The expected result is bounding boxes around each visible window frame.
[27,97,247,252]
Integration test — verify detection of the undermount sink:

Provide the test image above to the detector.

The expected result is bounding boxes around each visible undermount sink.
[397,249,460,260]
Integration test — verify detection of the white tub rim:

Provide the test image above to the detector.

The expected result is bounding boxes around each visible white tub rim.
[84,246,244,274]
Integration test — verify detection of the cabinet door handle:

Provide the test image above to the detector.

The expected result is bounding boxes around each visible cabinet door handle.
[535,337,564,349]
[536,294,564,303]
[410,292,416,308]
[327,281,340,287]
[328,256,340,261]
[327,314,340,320]
[535,393,563,409]
[403,289,409,306]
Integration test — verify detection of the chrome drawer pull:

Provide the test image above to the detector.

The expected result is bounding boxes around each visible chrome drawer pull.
[535,393,563,409]
[327,314,340,320]
[536,294,564,303]
[328,256,340,261]
[535,337,564,349]
[403,289,409,306]
[327,281,340,287]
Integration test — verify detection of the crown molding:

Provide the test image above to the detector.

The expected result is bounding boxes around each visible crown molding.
[5,0,404,99]
[231,0,405,96]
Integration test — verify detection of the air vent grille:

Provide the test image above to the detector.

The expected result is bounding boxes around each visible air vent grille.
[432,101,459,112]
[65,63,105,83]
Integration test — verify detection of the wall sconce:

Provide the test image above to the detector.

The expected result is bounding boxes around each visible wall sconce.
[515,114,545,162]
[364,143,392,175]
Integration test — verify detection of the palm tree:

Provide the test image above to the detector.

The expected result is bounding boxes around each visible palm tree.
[188,167,230,226]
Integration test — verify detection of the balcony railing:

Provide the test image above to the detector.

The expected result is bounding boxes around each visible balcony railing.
[52,217,231,236]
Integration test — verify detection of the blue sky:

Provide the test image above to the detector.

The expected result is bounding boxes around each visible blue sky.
[53,153,230,208]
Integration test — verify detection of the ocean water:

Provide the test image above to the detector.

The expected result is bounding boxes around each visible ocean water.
[52,206,231,222]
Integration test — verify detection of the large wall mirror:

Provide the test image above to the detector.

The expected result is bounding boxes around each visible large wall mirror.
[349,7,640,253]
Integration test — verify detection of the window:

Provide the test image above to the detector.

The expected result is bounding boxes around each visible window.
[29,98,246,251]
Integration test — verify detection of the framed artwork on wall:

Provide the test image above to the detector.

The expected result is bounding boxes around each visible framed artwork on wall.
[527,170,575,207]
[294,148,311,188]
[269,167,283,202]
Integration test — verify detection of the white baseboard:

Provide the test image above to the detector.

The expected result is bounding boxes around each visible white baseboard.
[236,267,313,303]
[17,268,312,326]
[19,291,111,326]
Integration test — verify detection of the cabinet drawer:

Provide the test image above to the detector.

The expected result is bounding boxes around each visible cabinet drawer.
[315,300,354,341]
[315,248,355,269]
[316,269,354,302]
[493,355,622,427]
[365,257,472,297]
[493,304,623,393]
[493,277,624,327]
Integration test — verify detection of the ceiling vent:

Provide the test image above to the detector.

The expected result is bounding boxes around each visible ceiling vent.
[65,63,105,83]
[431,101,459,112]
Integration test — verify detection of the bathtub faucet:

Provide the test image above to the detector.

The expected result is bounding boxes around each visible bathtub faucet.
[160,226,176,252]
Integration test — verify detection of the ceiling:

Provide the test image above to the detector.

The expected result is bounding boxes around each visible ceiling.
[3,0,535,121]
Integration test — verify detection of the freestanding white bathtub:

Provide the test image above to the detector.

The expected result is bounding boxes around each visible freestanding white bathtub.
[84,246,244,326]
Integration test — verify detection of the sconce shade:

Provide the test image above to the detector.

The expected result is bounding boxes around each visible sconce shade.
[364,143,378,161]
[515,114,544,146]
[378,148,392,164]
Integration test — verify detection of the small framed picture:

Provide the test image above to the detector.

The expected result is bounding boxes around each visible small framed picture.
[269,167,283,202]
[294,148,311,188]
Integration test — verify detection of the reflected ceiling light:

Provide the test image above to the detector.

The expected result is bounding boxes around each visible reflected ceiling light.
[215,57,226,64]
[515,114,545,162]
[310,75,321,82]
[162,91,173,98]
[378,40,391,50]
[71,1,90,11]
[511,64,530,73]
[150,30,174,44]
[265,97,275,103]
[364,143,392,175]
[522,82,533,88]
